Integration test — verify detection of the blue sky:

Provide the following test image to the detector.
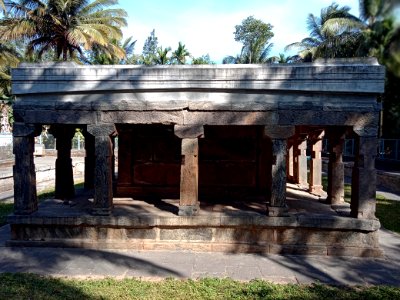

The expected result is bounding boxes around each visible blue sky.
[118,0,360,63]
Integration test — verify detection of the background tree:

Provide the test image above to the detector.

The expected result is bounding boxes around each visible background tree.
[287,1,400,137]
[192,54,215,65]
[154,46,171,65]
[224,16,274,64]
[171,42,190,65]
[141,29,158,65]
[285,3,361,61]
[90,37,136,65]
[0,0,127,62]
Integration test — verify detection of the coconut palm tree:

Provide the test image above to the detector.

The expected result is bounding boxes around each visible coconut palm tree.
[155,46,171,65]
[285,3,362,61]
[0,42,20,97]
[171,42,190,65]
[90,36,136,65]
[0,0,127,61]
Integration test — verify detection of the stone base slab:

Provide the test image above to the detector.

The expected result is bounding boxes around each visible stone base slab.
[7,214,382,257]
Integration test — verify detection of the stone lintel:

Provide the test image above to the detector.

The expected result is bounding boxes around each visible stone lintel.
[174,125,204,139]
[264,126,295,139]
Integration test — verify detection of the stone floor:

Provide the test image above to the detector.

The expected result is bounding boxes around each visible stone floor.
[18,183,341,219]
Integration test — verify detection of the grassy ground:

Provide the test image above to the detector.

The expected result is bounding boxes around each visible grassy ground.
[0,274,399,300]
[321,176,400,234]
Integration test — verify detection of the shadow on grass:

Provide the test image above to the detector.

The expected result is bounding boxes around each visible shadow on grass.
[0,274,400,299]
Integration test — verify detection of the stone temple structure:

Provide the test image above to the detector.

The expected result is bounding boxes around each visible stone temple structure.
[8,58,385,256]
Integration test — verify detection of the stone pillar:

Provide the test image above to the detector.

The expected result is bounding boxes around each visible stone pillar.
[351,129,377,219]
[286,139,295,183]
[13,123,41,214]
[294,134,308,188]
[51,125,76,202]
[87,124,117,216]
[326,130,345,205]
[174,125,204,216]
[309,130,324,196]
[83,130,95,189]
[264,126,295,216]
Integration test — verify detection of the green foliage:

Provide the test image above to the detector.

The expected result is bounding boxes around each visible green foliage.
[0,274,399,299]
[0,202,13,226]
[154,46,172,65]
[90,37,137,65]
[191,54,214,65]
[0,0,128,62]
[376,198,400,233]
[141,29,159,65]
[171,42,190,65]
[224,16,274,64]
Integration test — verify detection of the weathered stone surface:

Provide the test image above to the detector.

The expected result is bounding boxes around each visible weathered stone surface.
[179,138,199,215]
[264,126,295,139]
[12,60,385,95]
[160,228,213,241]
[174,125,204,138]
[268,138,288,214]
[351,136,378,219]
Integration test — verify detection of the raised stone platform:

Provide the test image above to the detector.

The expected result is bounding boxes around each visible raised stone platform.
[7,183,381,257]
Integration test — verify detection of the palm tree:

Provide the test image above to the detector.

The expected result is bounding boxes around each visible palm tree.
[285,3,362,61]
[171,42,190,65]
[90,36,136,65]
[0,0,127,61]
[155,46,171,65]
[0,42,20,97]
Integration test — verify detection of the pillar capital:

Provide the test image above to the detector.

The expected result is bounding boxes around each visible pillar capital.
[353,127,378,138]
[174,125,204,139]
[87,124,117,137]
[264,126,295,139]
[12,123,41,137]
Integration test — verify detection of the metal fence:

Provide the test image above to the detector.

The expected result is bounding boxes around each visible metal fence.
[323,139,400,161]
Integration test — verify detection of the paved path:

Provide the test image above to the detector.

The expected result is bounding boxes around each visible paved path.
[0,224,399,285]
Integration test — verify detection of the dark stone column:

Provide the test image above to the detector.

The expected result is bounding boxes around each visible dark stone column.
[326,130,345,205]
[83,130,95,189]
[309,130,324,196]
[174,125,204,216]
[51,125,76,202]
[264,126,295,216]
[87,124,117,216]
[351,129,377,219]
[13,123,41,214]
[295,134,308,188]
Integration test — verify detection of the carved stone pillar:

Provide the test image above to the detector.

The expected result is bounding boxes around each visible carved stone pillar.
[326,129,345,205]
[351,129,377,219]
[87,124,117,216]
[264,126,295,216]
[83,130,95,189]
[286,138,295,183]
[51,125,76,202]
[294,134,308,188]
[174,125,204,216]
[13,123,41,214]
[309,130,324,196]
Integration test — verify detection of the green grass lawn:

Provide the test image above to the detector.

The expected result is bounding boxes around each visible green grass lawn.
[321,176,400,234]
[0,274,399,300]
